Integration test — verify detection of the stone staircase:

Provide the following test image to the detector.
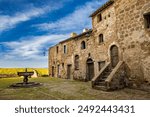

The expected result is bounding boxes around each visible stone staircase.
[94,69,112,91]
[92,62,111,91]
[92,61,130,91]
[95,70,112,90]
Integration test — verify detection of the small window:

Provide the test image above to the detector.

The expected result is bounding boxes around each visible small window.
[144,12,150,29]
[56,46,59,54]
[98,61,105,71]
[64,45,67,54]
[99,34,104,43]
[97,13,102,22]
[62,63,64,68]
[74,55,79,70]
[81,41,86,49]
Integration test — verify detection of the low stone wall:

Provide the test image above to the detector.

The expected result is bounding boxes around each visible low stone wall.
[105,61,130,90]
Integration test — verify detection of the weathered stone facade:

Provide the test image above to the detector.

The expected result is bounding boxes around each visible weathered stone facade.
[48,0,150,88]
[115,0,150,83]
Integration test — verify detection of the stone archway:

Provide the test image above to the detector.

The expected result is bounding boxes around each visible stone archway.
[110,45,119,68]
[86,58,94,81]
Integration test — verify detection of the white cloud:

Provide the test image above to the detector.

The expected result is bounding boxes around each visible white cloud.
[0,0,107,68]
[0,4,60,33]
[1,34,69,60]
[36,0,104,32]
[0,33,70,67]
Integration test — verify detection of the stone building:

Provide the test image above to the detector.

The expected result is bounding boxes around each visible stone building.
[48,0,150,90]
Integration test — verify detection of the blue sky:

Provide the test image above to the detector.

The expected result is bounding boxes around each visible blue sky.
[0,0,107,68]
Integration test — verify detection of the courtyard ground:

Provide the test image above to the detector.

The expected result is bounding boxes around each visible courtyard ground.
[0,77,150,100]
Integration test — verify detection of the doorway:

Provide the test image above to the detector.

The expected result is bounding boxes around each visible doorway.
[57,65,60,78]
[67,64,72,79]
[86,59,94,81]
[110,45,119,68]
[52,66,55,77]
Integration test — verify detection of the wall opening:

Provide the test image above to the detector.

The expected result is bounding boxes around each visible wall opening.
[99,34,104,43]
[144,12,150,29]
[52,66,55,77]
[81,41,86,49]
[110,45,119,68]
[86,58,94,81]
[98,61,105,71]
[57,65,60,78]
[74,55,79,70]
[56,46,59,54]
[67,64,72,79]
[63,45,67,54]
[97,13,102,22]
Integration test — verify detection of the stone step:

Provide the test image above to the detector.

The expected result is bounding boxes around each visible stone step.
[94,85,107,91]
[103,71,111,76]
[97,81,105,86]
[102,76,108,79]
[104,71,111,74]
[98,78,106,82]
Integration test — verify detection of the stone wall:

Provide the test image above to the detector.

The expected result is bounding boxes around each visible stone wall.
[49,32,95,80]
[115,0,150,82]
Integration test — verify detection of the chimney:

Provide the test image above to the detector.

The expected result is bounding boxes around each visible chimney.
[70,32,77,37]
[83,28,89,33]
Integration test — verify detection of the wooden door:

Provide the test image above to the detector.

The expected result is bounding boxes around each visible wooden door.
[67,65,72,79]
[110,45,119,68]
[87,59,94,81]
[57,65,60,78]
[52,66,54,77]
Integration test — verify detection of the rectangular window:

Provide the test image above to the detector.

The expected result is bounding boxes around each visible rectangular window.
[98,61,105,71]
[62,63,64,68]
[99,34,104,43]
[64,45,67,54]
[144,12,150,29]
[75,55,79,70]
[56,46,59,54]
[97,13,102,22]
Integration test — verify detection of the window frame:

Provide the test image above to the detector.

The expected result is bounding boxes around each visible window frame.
[63,45,67,54]
[81,41,86,50]
[144,12,150,29]
[56,46,59,54]
[99,34,104,43]
[98,61,105,71]
[74,55,79,70]
[97,13,102,22]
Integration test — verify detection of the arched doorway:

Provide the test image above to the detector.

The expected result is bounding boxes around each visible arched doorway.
[86,58,94,81]
[110,45,119,68]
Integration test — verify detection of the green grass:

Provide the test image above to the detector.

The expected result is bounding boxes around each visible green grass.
[0,68,48,76]
[0,77,150,100]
